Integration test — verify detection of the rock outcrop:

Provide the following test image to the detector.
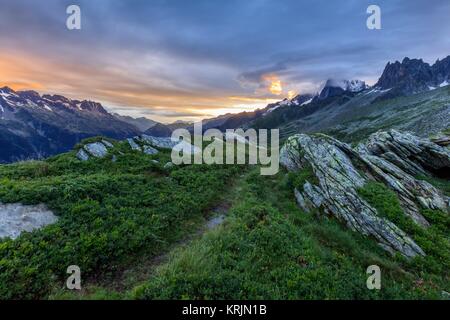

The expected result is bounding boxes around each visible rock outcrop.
[375,56,450,96]
[77,134,201,161]
[280,130,449,258]
[127,134,200,155]
[76,141,112,161]
[364,130,450,177]
[0,203,58,240]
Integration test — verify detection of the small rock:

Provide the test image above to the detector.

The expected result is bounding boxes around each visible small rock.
[76,148,90,161]
[0,203,58,240]
[164,162,174,169]
[127,138,141,151]
[143,145,158,155]
[84,142,109,158]
[102,140,114,148]
[139,134,201,154]
[140,135,177,149]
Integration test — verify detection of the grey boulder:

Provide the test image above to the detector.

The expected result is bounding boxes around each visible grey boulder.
[279,132,449,258]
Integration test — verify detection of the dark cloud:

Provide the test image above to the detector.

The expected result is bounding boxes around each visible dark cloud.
[0,0,449,120]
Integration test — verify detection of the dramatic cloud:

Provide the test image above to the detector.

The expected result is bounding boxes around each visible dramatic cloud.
[0,0,449,122]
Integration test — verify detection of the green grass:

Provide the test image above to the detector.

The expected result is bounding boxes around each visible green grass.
[284,165,319,192]
[131,170,449,300]
[1,137,449,300]
[0,138,242,299]
[358,181,450,279]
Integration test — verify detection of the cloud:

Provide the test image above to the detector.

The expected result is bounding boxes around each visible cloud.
[0,0,449,121]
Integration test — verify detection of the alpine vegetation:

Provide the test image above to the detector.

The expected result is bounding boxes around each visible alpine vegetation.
[171,121,280,175]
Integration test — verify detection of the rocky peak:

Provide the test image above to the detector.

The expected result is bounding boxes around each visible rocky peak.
[78,100,108,114]
[375,55,450,95]
[17,90,41,100]
[0,86,15,94]
[42,94,71,104]
[432,56,450,84]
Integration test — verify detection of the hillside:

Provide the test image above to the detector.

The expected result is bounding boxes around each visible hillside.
[0,129,448,300]
[0,54,449,300]
[0,87,140,163]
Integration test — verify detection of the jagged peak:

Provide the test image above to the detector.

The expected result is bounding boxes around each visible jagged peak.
[0,86,16,94]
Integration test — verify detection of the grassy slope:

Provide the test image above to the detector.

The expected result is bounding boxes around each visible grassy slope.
[252,86,450,143]
[0,138,242,299]
[131,169,449,300]
[323,86,450,143]
[0,138,449,300]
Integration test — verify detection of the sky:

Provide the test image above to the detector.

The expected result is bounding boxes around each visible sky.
[0,0,449,123]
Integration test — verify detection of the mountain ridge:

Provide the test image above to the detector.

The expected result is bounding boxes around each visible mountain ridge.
[0,86,140,163]
[2,55,450,162]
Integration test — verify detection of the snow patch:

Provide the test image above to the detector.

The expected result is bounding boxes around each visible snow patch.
[43,104,52,112]
[324,79,367,92]
[301,98,313,106]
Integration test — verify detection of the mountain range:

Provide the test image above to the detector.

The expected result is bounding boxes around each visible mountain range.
[375,56,450,96]
[0,88,140,163]
[1,55,449,163]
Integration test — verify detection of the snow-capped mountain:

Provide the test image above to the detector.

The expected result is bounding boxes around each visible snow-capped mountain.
[264,94,314,115]
[325,79,368,92]
[0,87,140,163]
[317,79,368,100]
[375,56,450,96]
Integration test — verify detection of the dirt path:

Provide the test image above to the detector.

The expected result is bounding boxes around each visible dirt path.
[98,200,232,293]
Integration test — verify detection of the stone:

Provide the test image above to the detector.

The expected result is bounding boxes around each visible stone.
[280,133,426,258]
[164,162,174,169]
[84,142,109,158]
[143,145,158,155]
[0,203,58,240]
[364,129,450,177]
[76,148,90,161]
[127,138,141,151]
[431,135,450,147]
[102,140,114,148]
[140,135,177,149]
[139,134,201,154]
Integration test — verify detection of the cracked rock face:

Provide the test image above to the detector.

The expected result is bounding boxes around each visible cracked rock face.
[138,135,201,154]
[76,141,112,161]
[129,135,200,155]
[280,131,449,258]
[364,130,450,177]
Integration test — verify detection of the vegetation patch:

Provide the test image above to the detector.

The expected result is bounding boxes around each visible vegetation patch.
[0,139,242,299]
[131,171,448,299]
[358,181,450,280]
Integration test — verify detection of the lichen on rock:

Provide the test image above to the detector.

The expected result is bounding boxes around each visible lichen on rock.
[280,130,449,258]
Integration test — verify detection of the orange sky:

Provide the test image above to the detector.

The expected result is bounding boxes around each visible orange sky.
[0,51,288,122]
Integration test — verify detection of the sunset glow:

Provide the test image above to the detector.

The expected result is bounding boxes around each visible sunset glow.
[287,90,297,99]
[0,1,447,122]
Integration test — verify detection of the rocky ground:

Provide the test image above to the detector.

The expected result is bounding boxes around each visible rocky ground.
[280,129,449,258]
